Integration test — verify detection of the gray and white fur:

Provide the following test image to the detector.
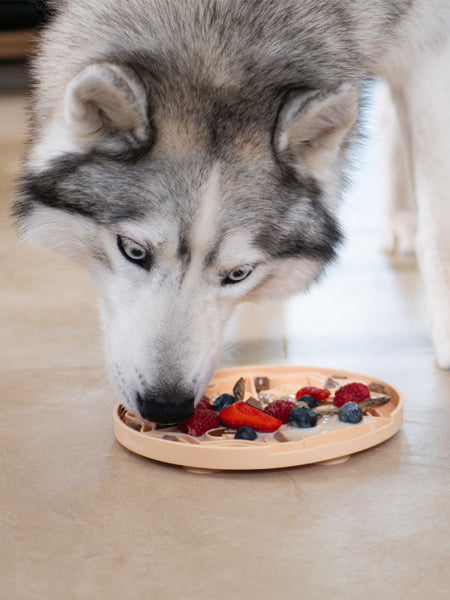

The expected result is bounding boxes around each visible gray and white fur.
[13,0,450,422]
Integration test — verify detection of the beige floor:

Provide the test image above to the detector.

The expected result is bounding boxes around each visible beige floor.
[1,92,449,600]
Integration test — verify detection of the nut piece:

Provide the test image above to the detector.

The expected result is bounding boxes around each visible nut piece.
[206,428,234,438]
[254,376,270,392]
[246,396,263,411]
[358,395,390,411]
[274,431,289,443]
[368,382,387,394]
[324,377,339,389]
[233,377,245,402]
[259,392,275,405]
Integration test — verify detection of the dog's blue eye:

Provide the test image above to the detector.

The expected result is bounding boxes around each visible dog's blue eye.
[117,235,152,270]
[223,265,254,285]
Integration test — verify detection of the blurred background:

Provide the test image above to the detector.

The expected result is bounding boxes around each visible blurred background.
[0,1,51,91]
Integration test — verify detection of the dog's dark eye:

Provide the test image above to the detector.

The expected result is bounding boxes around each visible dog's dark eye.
[222,264,255,285]
[117,235,152,270]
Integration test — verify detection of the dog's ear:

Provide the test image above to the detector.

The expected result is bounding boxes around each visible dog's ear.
[274,85,359,179]
[63,63,151,154]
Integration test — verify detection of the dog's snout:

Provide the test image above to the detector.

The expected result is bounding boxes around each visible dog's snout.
[136,388,195,423]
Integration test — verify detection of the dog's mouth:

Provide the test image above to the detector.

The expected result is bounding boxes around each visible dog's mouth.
[135,391,195,424]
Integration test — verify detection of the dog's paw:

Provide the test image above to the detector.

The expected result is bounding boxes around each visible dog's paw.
[382,209,416,258]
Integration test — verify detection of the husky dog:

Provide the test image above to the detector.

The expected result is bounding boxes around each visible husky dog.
[13,0,449,422]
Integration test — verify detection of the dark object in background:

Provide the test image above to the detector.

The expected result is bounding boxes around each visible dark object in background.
[0,1,53,90]
[0,1,51,31]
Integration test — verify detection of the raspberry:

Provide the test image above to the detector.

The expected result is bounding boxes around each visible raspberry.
[296,386,331,402]
[333,383,370,408]
[197,397,213,411]
[179,407,220,437]
[263,399,295,424]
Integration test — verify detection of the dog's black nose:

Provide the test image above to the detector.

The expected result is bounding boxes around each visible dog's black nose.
[136,389,195,423]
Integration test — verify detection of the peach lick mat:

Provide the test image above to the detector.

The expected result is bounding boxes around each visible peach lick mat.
[113,365,403,471]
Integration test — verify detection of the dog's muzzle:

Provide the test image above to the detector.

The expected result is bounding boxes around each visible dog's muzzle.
[136,389,195,424]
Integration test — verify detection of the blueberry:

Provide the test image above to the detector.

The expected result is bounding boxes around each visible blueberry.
[338,402,363,424]
[288,406,317,428]
[213,393,236,411]
[234,426,258,440]
[297,394,319,409]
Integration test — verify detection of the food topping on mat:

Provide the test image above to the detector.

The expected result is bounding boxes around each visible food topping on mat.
[122,374,392,443]
[259,392,275,404]
[178,405,220,437]
[197,397,214,411]
[212,393,236,411]
[296,394,319,409]
[274,430,290,443]
[313,394,390,417]
[295,386,331,402]
[323,377,339,389]
[263,399,296,423]
[206,428,237,438]
[220,401,281,432]
[288,406,318,428]
[234,426,258,441]
[368,381,387,394]
[233,377,246,402]
[246,396,264,410]
[254,376,270,392]
[358,396,390,411]
[338,402,363,424]
[333,382,371,408]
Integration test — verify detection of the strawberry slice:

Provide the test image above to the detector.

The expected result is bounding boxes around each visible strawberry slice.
[220,401,281,432]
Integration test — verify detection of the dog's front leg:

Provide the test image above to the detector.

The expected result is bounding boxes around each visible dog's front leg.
[391,39,450,369]
[378,81,416,257]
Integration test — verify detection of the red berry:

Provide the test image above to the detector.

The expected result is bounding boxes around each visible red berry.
[333,383,370,408]
[296,386,331,402]
[179,407,220,436]
[220,401,281,433]
[197,397,213,411]
[263,399,295,424]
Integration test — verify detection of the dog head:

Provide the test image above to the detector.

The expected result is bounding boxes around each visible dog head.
[14,62,358,422]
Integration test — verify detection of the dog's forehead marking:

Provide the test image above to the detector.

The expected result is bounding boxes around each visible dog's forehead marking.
[175,163,264,284]
[189,164,221,261]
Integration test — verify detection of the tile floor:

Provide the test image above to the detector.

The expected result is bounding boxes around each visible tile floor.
[1,91,449,600]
